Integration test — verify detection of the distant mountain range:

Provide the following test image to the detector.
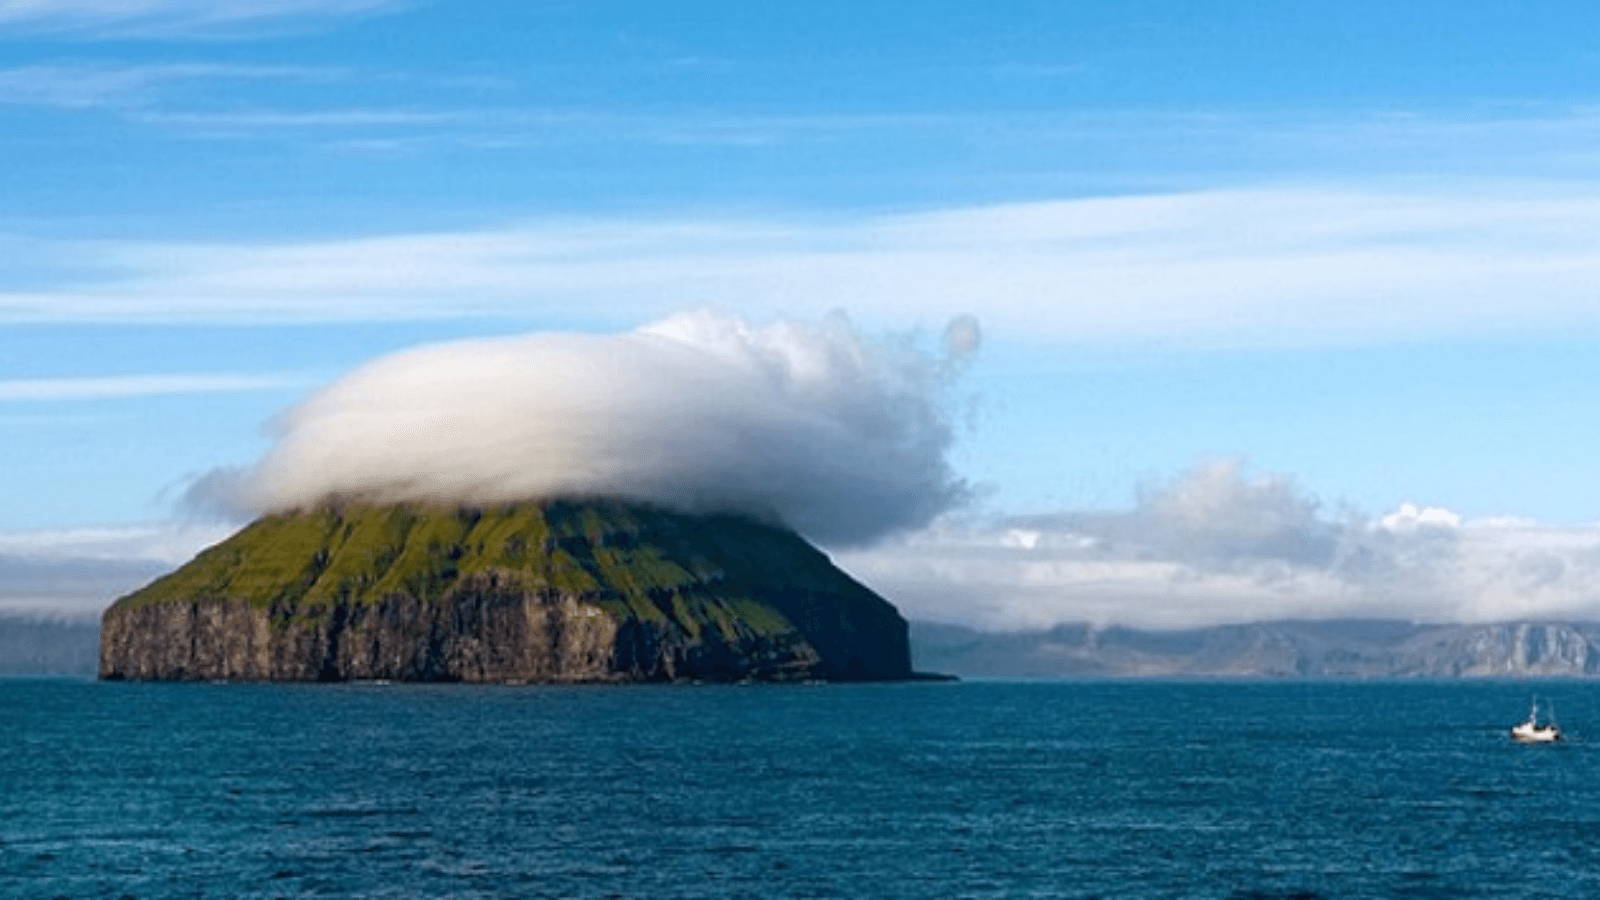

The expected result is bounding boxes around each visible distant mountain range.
[911,619,1600,678]
[11,614,1600,679]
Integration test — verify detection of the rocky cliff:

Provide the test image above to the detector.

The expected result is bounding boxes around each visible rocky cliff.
[100,499,914,683]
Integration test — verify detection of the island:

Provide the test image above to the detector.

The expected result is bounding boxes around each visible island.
[99,498,921,683]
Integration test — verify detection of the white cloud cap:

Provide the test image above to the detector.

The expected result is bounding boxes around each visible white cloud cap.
[194,310,978,547]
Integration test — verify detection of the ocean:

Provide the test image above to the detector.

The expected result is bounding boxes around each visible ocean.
[4,679,1597,899]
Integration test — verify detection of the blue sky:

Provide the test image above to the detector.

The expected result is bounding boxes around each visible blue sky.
[7,0,1600,628]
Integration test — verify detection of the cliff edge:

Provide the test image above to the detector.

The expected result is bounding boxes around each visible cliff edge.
[100,499,914,683]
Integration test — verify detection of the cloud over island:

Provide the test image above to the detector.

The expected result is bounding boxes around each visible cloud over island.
[189,310,980,547]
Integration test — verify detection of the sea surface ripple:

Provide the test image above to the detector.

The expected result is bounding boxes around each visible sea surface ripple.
[4,679,1598,899]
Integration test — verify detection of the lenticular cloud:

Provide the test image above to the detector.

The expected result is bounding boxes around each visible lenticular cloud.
[200,311,978,547]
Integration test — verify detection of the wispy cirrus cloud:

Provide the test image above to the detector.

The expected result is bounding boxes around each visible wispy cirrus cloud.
[131,106,468,131]
[0,373,306,401]
[7,186,1600,347]
[123,106,955,145]
[0,0,409,38]
[0,61,346,109]
[0,521,232,565]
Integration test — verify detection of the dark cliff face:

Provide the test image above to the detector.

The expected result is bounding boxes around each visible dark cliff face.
[100,499,912,683]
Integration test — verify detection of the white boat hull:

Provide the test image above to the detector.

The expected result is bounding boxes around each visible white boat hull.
[1511,722,1560,742]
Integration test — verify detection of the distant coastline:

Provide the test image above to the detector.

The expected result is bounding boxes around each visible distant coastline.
[912,619,1600,679]
[10,614,1600,680]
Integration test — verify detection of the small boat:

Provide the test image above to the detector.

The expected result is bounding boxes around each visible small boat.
[1511,697,1561,743]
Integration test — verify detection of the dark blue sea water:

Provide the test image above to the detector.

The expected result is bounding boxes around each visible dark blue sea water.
[4,679,1598,899]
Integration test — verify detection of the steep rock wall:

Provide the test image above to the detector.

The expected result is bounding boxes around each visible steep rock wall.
[99,500,910,683]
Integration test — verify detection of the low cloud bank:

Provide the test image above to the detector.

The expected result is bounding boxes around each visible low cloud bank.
[14,458,1600,629]
[0,557,167,620]
[191,311,979,547]
[839,459,1600,631]
[0,523,230,619]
